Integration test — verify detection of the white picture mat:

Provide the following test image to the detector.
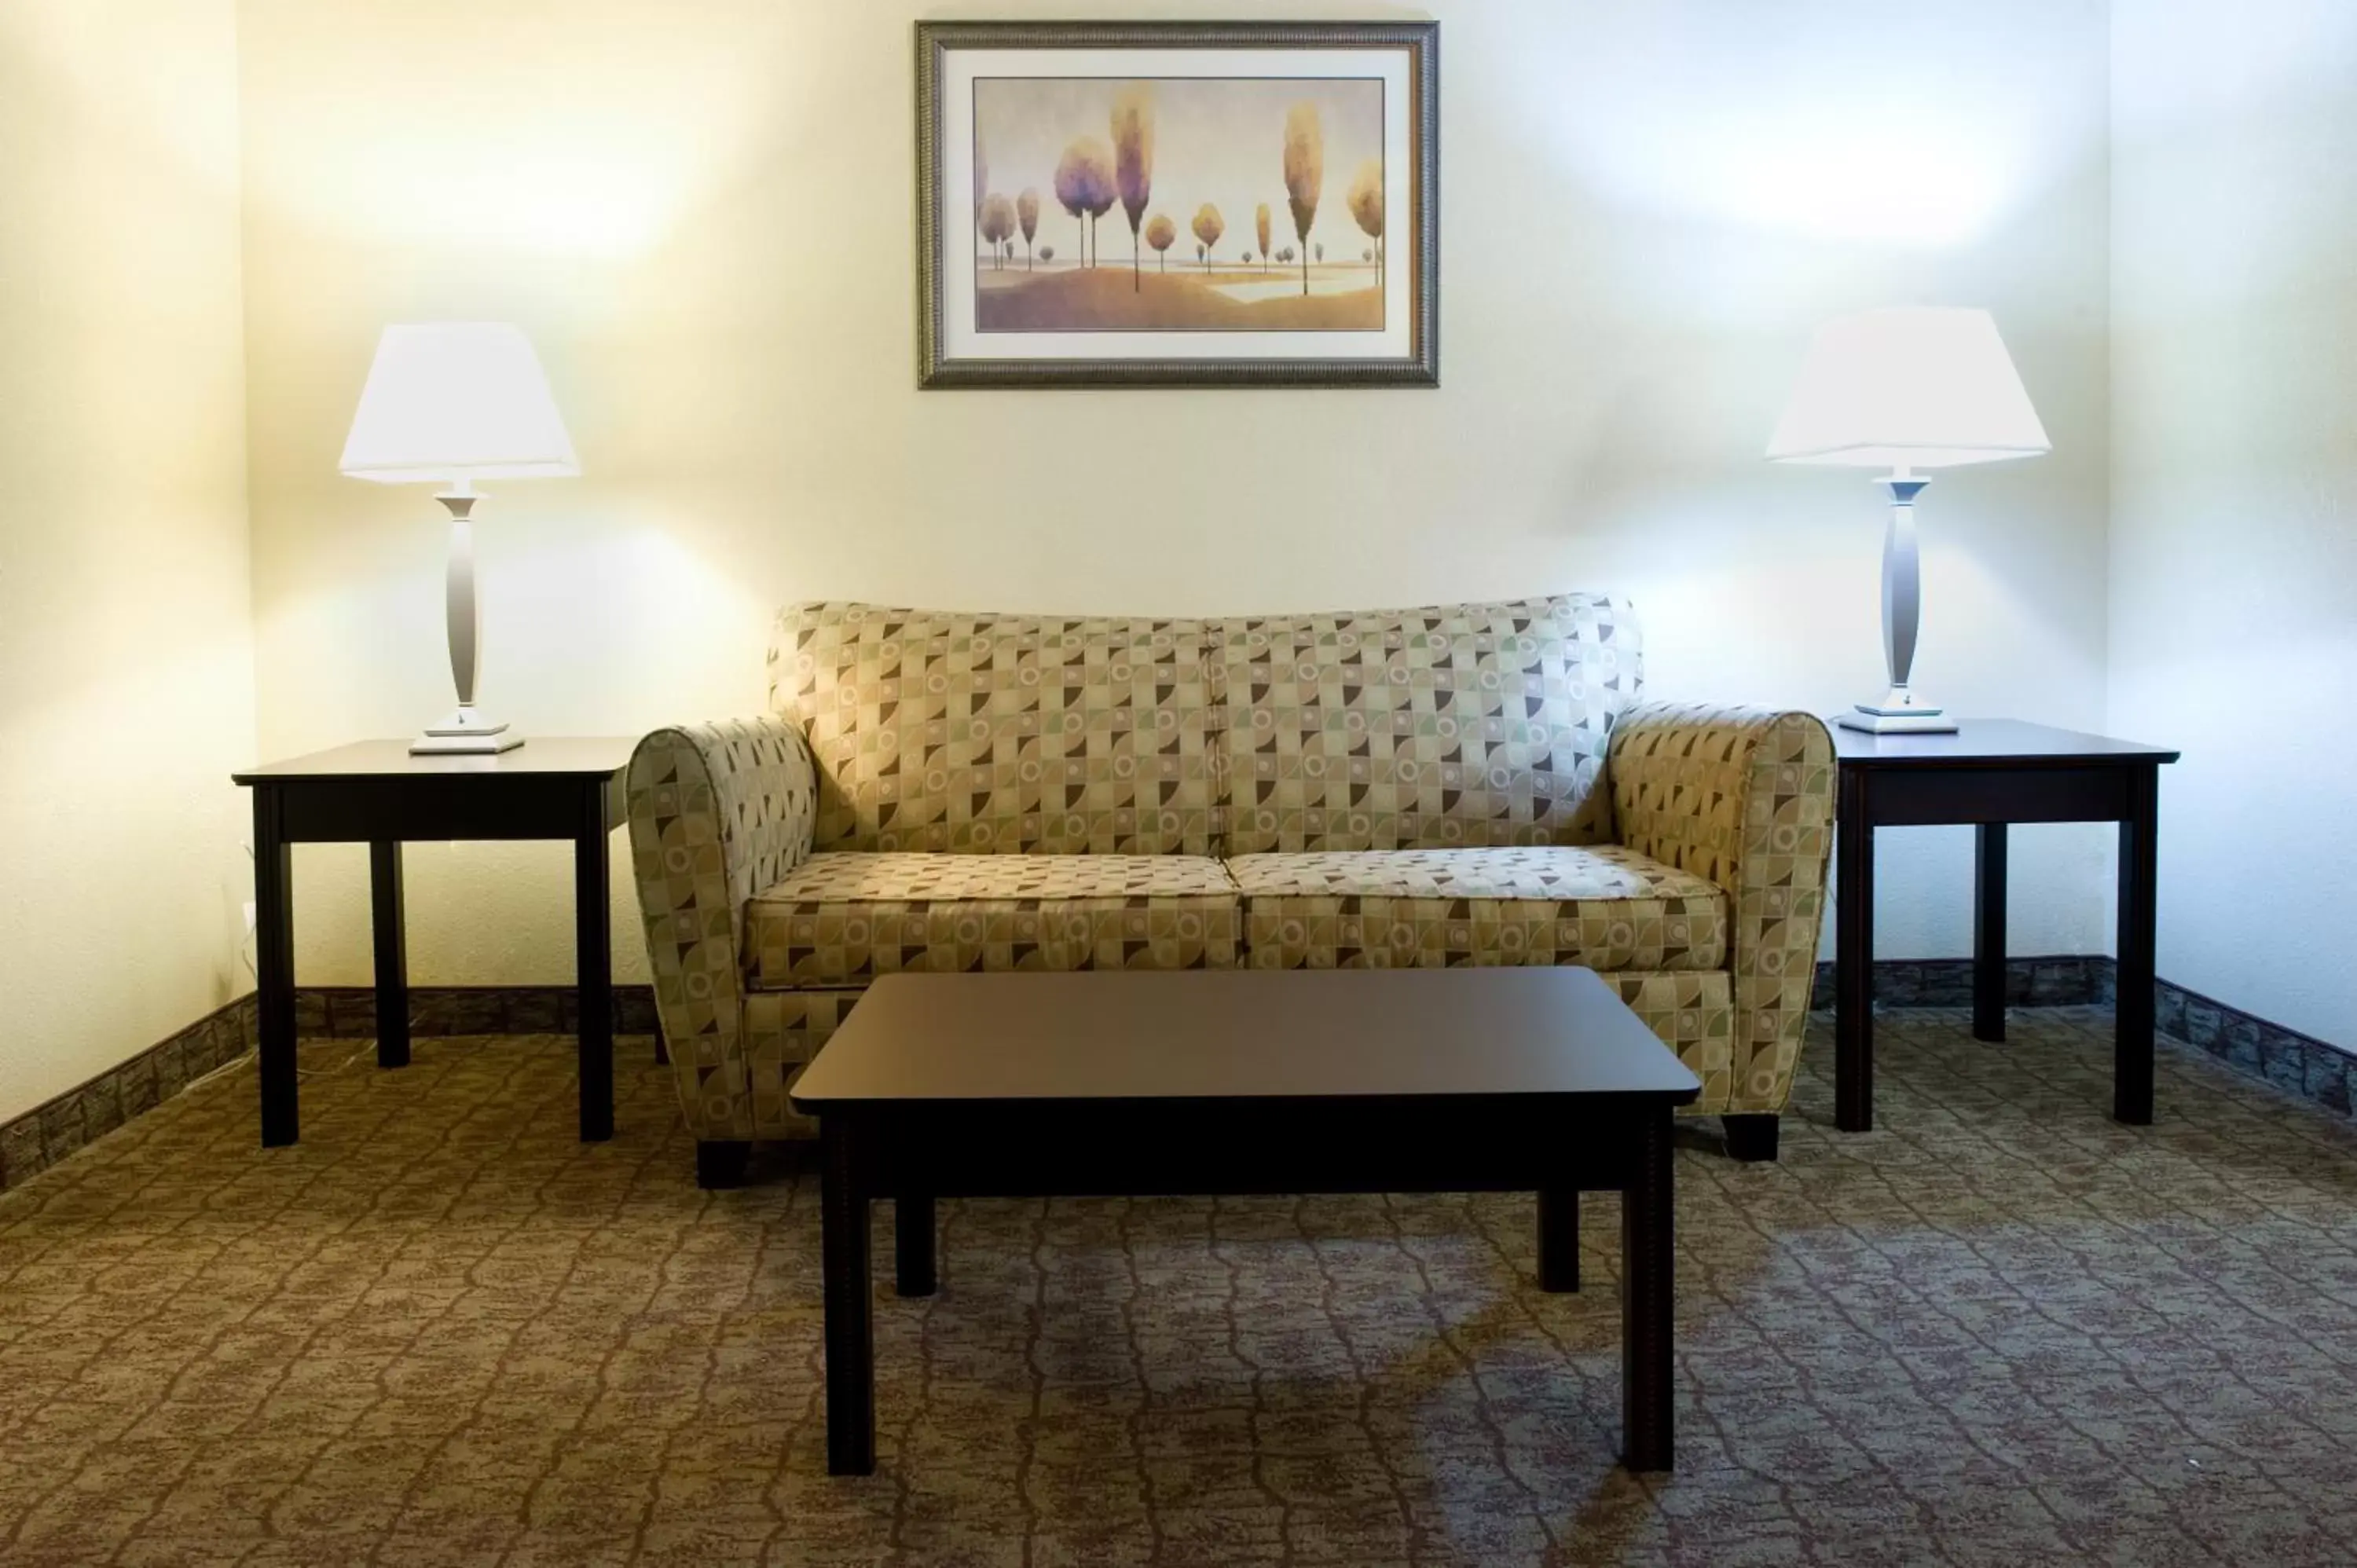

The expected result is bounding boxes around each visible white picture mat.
[938,47,1415,363]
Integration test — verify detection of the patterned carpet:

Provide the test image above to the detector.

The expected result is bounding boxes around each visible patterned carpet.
[2,1009,2355,1567]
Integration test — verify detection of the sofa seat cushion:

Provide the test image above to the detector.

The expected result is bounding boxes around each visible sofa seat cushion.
[745,853,1240,986]
[1230,844,1727,971]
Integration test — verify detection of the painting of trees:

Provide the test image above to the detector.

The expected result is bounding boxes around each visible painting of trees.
[1111,86,1155,291]
[1282,103,1323,295]
[1191,203,1224,269]
[977,193,1015,269]
[1054,137,1115,267]
[1053,145,1087,265]
[1348,158,1384,288]
[951,63,1420,352]
[931,29,1436,384]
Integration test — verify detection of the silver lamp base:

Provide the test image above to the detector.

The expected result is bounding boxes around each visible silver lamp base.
[411,489,525,756]
[1838,687,1958,735]
[411,706,524,756]
[1839,473,1960,736]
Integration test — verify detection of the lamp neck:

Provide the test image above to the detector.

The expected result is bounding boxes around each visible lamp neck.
[437,477,482,506]
[1879,470,1931,507]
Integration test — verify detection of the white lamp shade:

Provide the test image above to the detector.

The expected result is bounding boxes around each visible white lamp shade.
[1766,307,2050,470]
[339,323,580,484]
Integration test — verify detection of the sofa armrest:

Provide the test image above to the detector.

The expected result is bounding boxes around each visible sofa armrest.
[1608,703,1836,1112]
[626,717,819,1134]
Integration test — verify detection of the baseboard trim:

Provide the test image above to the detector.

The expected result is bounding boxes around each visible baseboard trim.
[0,987,664,1196]
[292,984,662,1041]
[0,995,257,1196]
[2154,975,2355,1118]
[1809,954,2118,1010]
[7,968,2352,1196]
[1805,955,2353,1123]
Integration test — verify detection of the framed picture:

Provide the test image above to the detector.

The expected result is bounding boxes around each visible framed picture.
[915,20,1439,389]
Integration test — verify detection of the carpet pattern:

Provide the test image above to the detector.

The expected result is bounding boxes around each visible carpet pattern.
[2,1010,2355,1566]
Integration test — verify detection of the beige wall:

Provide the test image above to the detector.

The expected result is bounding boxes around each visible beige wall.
[2110,2,2357,1052]
[236,0,2116,988]
[0,1,255,1123]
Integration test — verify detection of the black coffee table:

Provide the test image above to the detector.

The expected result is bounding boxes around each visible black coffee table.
[788,967,1703,1476]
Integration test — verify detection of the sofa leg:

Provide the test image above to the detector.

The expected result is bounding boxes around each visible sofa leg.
[1722,1115,1780,1163]
[697,1139,753,1189]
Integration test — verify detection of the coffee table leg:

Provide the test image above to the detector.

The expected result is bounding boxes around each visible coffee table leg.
[1538,1188,1579,1293]
[896,1190,936,1298]
[820,1113,875,1475]
[1622,1105,1675,1471]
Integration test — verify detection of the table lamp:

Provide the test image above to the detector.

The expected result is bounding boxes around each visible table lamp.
[339,323,579,754]
[1767,306,2050,734]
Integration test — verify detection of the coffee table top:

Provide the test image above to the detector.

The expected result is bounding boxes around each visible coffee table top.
[789,969,1702,1110]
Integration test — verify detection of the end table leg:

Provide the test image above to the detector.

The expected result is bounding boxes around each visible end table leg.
[1835,768,1876,1132]
[821,1115,876,1475]
[2115,768,2160,1125]
[370,841,410,1068]
[896,1190,937,1298]
[1974,822,2007,1043]
[1538,1188,1579,1293]
[253,787,299,1148]
[575,790,614,1144]
[1622,1105,1675,1472]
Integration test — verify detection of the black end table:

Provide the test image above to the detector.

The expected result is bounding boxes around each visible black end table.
[232,738,636,1149]
[1832,720,2179,1132]
[789,968,1702,1476]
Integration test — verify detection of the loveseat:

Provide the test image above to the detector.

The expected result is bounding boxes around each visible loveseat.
[627,596,1835,1186]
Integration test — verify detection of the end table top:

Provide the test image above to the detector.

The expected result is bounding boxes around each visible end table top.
[1831,719,2179,768]
[233,736,640,785]
[790,969,1703,1111]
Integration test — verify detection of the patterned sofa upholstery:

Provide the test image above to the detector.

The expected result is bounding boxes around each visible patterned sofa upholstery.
[628,596,1836,1183]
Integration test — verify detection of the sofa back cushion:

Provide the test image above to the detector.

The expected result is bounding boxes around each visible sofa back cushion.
[1219,594,1640,852]
[770,603,1220,855]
